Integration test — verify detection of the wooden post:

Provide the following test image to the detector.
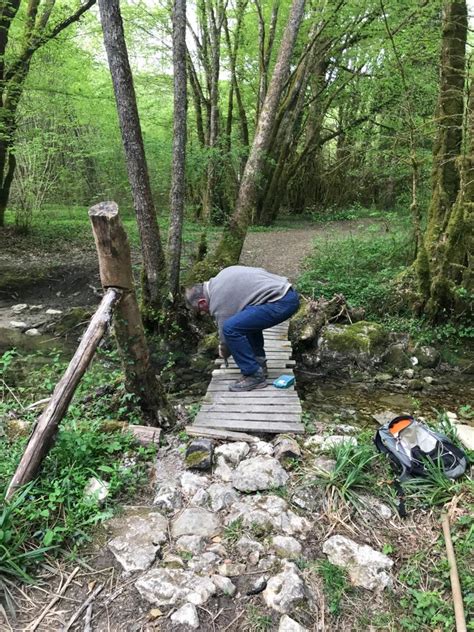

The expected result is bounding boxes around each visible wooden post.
[88,201,175,426]
[6,289,121,500]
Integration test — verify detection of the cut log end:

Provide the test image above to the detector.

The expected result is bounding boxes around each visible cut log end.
[88,201,119,218]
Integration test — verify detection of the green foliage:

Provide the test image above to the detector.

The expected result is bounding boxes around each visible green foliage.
[317,560,350,615]
[245,605,273,631]
[223,518,244,544]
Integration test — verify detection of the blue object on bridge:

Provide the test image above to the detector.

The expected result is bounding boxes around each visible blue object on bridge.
[273,374,295,389]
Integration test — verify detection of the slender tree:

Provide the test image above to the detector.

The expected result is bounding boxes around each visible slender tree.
[0,0,96,228]
[168,0,187,298]
[98,0,167,315]
[415,0,469,320]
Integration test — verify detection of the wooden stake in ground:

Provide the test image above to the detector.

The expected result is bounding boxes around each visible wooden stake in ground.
[441,513,467,632]
[6,290,121,500]
[89,201,174,427]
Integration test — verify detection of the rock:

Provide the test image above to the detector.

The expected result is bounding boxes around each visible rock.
[279,615,308,632]
[357,495,393,520]
[211,574,236,596]
[25,328,41,336]
[163,554,186,569]
[188,551,221,573]
[246,574,268,595]
[11,303,28,313]
[176,535,206,555]
[9,320,27,329]
[258,555,278,571]
[207,483,239,512]
[153,485,182,513]
[180,471,210,495]
[29,304,44,312]
[170,603,199,629]
[84,477,110,503]
[332,424,358,435]
[273,436,302,465]
[45,308,62,315]
[185,438,214,470]
[374,373,392,383]
[252,440,274,456]
[190,488,209,506]
[423,376,434,385]
[171,508,221,538]
[217,561,245,577]
[415,345,440,368]
[321,435,357,450]
[207,543,228,557]
[262,562,307,614]
[303,435,324,449]
[322,535,393,590]
[226,495,311,537]
[313,456,336,475]
[214,442,250,465]
[455,424,474,451]
[271,536,302,558]
[446,411,458,422]
[402,369,414,379]
[372,410,397,426]
[108,510,168,572]
[136,569,216,606]
[408,379,424,391]
[4,419,30,439]
[236,536,265,556]
[382,343,411,369]
[291,487,321,512]
[231,456,289,492]
[213,455,233,482]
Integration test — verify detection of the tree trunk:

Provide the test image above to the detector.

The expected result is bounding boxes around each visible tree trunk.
[215,0,307,263]
[415,0,468,318]
[168,0,187,299]
[98,0,167,314]
[89,201,175,425]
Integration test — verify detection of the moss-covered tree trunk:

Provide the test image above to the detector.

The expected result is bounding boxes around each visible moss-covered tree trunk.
[415,0,469,320]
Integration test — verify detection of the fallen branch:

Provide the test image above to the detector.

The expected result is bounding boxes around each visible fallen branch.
[27,566,80,631]
[441,513,467,632]
[63,583,104,631]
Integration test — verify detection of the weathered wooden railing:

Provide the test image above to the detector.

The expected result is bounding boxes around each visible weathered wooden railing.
[6,202,164,500]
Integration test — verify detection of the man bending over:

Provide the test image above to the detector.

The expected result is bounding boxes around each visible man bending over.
[185,266,299,392]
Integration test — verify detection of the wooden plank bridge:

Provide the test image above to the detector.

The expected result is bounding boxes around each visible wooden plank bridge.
[192,321,304,435]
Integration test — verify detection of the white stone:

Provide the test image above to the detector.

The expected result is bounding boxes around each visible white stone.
[108,511,168,572]
[332,424,358,435]
[424,376,434,384]
[455,424,474,451]
[231,456,289,492]
[207,483,239,512]
[321,435,358,450]
[45,308,62,315]
[236,536,265,556]
[176,535,205,555]
[11,304,28,313]
[313,456,336,475]
[357,495,393,520]
[29,304,44,312]
[279,615,308,632]
[84,477,109,503]
[190,488,209,506]
[171,508,221,538]
[271,535,302,558]
[162,553,185,569]
[153,485,182,512]
[211,574,237,596]
[322,535,393,591]
[25,328,41,336]
[188,551,221,573]
[9,320,26,329]
[180,471,210,495]
[214,441,250,465]
[136,569,216,606]
[213,455,233,482]
[446,411,458,422]
[217,561,245,577]
[252,440,274,456]
[226,495,311,537]
[403,369,414,379]
[170,603,199,628]
[263,562,306,614]
[303,435,324,449]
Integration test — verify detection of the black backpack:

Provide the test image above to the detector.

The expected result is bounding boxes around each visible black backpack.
[374,415,467,481]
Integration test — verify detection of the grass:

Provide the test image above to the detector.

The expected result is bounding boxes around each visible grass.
[245,605,273,631]
[317,560,351,615]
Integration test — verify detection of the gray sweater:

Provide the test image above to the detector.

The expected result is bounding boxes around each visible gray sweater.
[204,266,291,341]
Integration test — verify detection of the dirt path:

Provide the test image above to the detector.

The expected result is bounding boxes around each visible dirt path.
[240,218,381,281]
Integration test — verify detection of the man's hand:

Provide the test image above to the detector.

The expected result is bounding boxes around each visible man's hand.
[219,343,230,367]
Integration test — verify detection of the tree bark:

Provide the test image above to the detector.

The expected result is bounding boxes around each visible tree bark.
[98,0,167,313]
[6,288,120,500]
[168,0,187,299]
[415,0,468,318]
[215,0,307,263]
[89,201,175,425]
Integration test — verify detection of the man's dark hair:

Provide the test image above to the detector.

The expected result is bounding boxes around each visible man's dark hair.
[185,283,204,309]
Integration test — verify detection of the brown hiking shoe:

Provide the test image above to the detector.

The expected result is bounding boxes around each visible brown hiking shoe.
[229,369,267,392]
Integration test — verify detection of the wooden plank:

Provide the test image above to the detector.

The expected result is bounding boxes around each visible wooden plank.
[185,426,259,443]
[204,399,300,408]
[195,412,301,422]
[200,404,302,413]
[207,384,295,392]
[196,419,305,433]
[212,369,294,378]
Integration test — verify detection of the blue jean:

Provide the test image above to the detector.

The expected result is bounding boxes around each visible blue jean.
[222,289,300,375]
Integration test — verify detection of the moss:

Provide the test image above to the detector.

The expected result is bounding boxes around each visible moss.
[185,450,209,467]
[323,321,388,354]
[198,333,219,356]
